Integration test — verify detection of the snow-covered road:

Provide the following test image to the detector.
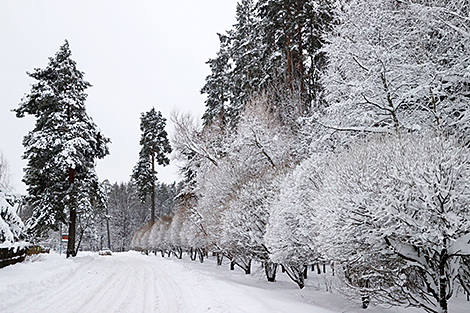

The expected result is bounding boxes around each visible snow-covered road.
[4,251,467,313]
[0,251,336,313]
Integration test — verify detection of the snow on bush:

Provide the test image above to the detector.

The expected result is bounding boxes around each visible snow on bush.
[317,133,470,312]
[321,0,470,136]
[0,192,28,250]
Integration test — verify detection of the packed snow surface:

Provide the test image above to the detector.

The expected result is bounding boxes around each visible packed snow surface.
[0,251,467,313]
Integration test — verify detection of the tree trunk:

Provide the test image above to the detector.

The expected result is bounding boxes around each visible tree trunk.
[216,253,223,266]
[175,247,182,259]
[66,168,76,258]
[264,262,278,282]
[190,248,197,261]
[75,221,85,256]
[361,279,370,309]
[284,264,305,289]
[245,259,252,275]
[151,148,155,223]
[106,207,111,250]
[66,208,77,258]
[198,248,204,263]
[439,248,449,313]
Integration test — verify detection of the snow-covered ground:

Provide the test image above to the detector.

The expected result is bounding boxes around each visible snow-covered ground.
[0,251,468,313]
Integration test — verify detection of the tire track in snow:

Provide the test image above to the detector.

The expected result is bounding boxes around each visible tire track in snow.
[152,264,196,312]
[6,255,119,313]
[76,257,136,312]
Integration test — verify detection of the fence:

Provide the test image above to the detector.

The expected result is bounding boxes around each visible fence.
[0,247,27,269]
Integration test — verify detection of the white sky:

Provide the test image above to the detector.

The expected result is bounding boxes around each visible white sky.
[0,0,238,193]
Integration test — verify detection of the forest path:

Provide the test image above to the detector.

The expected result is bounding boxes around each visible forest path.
[1,251,336,313]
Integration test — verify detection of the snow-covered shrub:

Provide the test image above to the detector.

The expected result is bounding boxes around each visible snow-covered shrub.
[265,158,323,288]
[197,97,297,273]
[168,208,185,258]
[147,216,172,253]
[317,132,470,312]
[130,222,153,251]
[0,192,28,247]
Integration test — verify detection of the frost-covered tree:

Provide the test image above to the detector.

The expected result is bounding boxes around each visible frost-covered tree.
[148,215,172,255]
[131,221,153,252]
[318,133,470,313]
[106,182,149,251]
[194,96,298,276]
[132,108,171,222]
[0,152,13,193]
[167,207,186,259]
[265,157,323,288]
[321,0,470,137]
[15,40,110,257]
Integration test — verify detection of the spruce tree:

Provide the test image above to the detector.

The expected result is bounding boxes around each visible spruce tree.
[131,108,171,222]
[15,40,109,257]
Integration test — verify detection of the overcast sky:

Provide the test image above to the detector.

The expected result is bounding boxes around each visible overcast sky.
[0,0,238,193]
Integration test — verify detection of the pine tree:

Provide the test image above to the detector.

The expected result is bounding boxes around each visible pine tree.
[201,0,263,128]
[257,0,333,108]
[201,33,233,127]
[131,108,171,222]
[14,40,110,257]
[201,0,334,127]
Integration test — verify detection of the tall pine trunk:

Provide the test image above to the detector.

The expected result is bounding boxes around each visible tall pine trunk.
[66,168,76,258]
[151,147,155,223]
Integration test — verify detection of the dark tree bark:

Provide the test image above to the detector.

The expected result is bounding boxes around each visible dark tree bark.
[216,253,223,266]
[439,248,449,313]
[151,147,155,223]
[264,262,278,282]
[197,248,204,263]
[283,264,305,289]
[66,168,76,258]
[190,248,197,261]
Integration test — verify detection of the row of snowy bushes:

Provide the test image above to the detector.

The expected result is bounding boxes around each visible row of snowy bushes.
[134,124,470,312]
[134,0,470,312]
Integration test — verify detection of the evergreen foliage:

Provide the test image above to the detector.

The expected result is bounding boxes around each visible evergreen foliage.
[201,0,334,127]
[14,40,109,257]
[131,108,172,222]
